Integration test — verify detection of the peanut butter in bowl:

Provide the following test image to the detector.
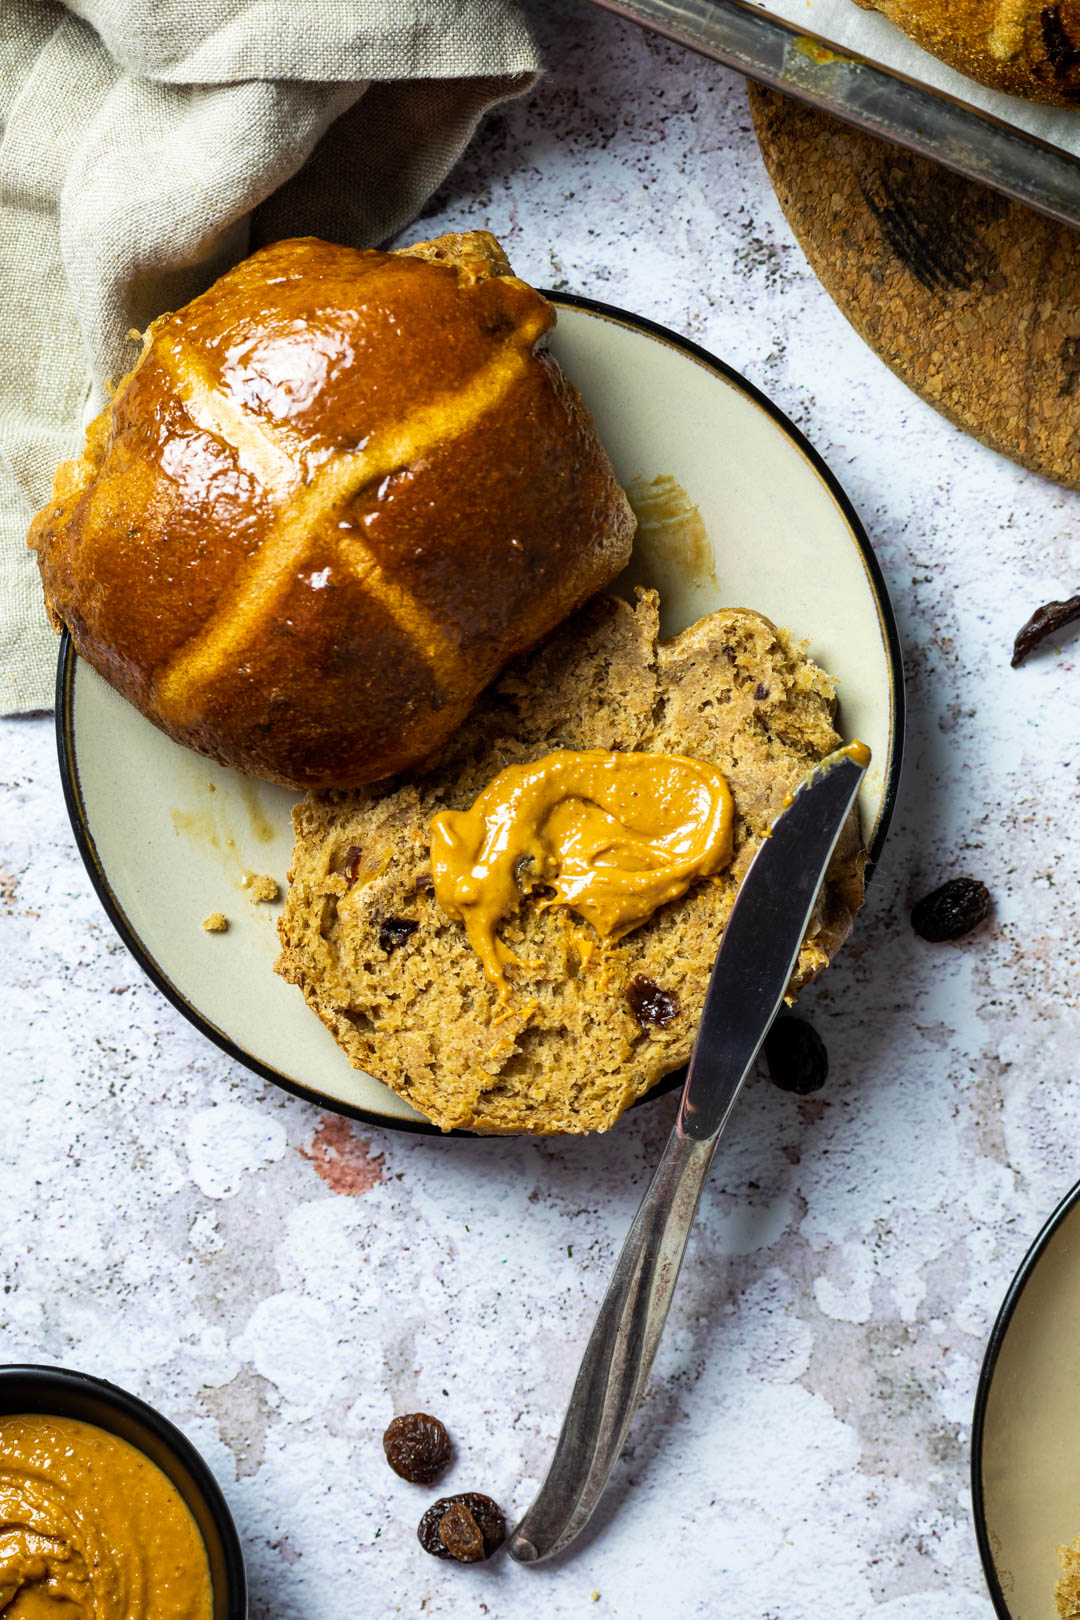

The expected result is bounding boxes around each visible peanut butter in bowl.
[0,1413,212,1618]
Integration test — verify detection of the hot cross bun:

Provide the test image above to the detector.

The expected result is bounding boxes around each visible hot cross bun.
[855,0,1080,105]
[29,232,635,788]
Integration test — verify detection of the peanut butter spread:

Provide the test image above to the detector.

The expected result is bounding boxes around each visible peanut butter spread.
[782,739,871,807]
[430,748,734,999]
[0,1414,212,1619]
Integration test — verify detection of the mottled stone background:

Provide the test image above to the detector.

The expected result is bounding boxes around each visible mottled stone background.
[2,3,1077,1616]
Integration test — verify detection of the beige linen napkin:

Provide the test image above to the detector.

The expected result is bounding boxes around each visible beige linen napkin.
[0,0,539,713]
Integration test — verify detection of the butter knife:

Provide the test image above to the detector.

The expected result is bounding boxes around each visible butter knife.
[508,742,869,1565]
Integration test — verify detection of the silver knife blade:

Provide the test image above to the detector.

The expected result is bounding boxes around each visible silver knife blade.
[678,741,868,1141]
[507,743,869,1566]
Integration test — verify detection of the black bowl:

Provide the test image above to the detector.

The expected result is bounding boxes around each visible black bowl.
[0,1364,247,1618]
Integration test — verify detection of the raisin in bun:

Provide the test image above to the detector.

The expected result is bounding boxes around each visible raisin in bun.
[29,231,635,789]
[854,0,1080,106]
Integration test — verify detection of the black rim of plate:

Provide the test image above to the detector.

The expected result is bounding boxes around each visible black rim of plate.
[55,289,906,1138]
[970,1174,1080,1617]
[0,1363,247,1616]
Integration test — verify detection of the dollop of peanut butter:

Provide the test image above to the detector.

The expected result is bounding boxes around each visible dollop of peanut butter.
[430,748,734,1000]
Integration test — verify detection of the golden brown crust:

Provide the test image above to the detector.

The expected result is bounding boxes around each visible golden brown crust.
[855,0,1080,106]
[1057,1537,1080,1617]
[275,592,866,1135]
[29,231,635,789]
[395,229,514,279]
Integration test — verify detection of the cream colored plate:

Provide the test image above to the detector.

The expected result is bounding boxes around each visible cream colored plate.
[59,295,903,1132]
[974,1183,1080,1618]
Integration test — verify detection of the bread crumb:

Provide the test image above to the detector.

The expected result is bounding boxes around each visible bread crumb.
[1056,1537,1080,1617]
[202,912,228,933]
[244,872,279,903]
[590,1594,600,1604]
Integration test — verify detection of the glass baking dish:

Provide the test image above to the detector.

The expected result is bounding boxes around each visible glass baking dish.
[587,0,1080,228]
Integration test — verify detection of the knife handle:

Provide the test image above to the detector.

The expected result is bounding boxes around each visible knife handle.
[508,1120,718,1564]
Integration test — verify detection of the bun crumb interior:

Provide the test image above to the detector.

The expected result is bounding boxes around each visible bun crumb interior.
[276,590,866,1134]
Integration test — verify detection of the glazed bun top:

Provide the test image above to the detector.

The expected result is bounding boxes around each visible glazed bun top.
[30,231,636,789]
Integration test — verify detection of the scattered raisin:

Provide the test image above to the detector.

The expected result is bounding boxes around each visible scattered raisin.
[911,877,991,942]
[1041,5,1080,73]
[764,1017,828,1094]
[437,1502,485,1562]
[753,682,770,701]
[417,1494,505,1562]
[627,974,680,1029]
[383,1413,451,1484]
[379,916,419,953]
[344,845,363,883]
[1011,592,1080,666]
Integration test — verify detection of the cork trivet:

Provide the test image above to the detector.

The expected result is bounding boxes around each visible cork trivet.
[748,82,1080,490]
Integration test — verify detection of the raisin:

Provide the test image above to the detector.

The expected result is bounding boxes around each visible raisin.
[379,916,418,953]
[1041,5,1080,73]
[344,845,363,882]
[1011,592,1080,665]
[437,1501,485,1563]
[764,1017,828,1094]
[383,1413,451,1484]
[753,682,770,701]
[627,974,680,1029]
[911,877,991,942]
[418,1494,505,1562]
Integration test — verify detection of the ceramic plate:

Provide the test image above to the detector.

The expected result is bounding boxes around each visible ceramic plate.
[58,294,904,1133]
[973,1179,1080,1617]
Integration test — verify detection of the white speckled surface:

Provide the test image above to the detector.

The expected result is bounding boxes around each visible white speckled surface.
[2,4,1078,1615]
